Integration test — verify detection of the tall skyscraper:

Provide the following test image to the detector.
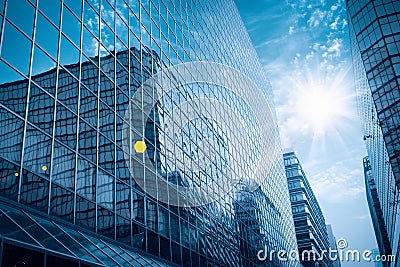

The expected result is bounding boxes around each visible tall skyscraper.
[283,152,333,267]
[326,224,342,267]
[347,1,400,265]
[364,157,392,267]
[0,0,300,266]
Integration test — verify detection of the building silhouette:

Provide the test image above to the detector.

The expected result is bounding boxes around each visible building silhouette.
[347,0,400,265]
[284,152,333,267]
[0,0,300,266]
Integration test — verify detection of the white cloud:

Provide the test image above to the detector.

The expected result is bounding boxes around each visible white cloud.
[309,161,365,203]
[289,26,295,35]
[327,38,342,57]
[330,16,340,30]
[307,9,327,27]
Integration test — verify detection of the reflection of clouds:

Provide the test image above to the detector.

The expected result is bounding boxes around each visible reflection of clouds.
[84,0,132,56]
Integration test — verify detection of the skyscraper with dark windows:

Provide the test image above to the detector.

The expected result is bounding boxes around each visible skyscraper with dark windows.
[0,0,300,266]
[347,1,400,265]
[364,156,392,267]
[284,152,333,267]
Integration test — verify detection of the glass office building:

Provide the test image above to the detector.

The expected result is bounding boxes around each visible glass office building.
[347,0,400,265]
[364,157,392,267]
[0,0,300,266]
[283,152,333,267]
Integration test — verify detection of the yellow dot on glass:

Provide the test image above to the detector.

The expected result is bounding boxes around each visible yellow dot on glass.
[41,165,48,171]
[15,172,19,177]
[134,141,147,153]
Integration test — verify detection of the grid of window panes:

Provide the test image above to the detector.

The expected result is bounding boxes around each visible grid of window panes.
[283,152,333,267]
[363,156,393,259]
[347,3,400,264]
[0,0,300,266]
[347,0,400,187]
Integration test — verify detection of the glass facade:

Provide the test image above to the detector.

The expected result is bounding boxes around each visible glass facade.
[283,152,333,267]
[347,1,400,265]
[0,0,300,266]
[364,156,392,267]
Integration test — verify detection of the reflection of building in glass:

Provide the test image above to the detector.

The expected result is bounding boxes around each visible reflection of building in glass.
[284,152,333,267]
[0,0,300,266]
[234,180,285,267]
[326,224,341,267]
[347,1,400,265]
[364,157,392,267]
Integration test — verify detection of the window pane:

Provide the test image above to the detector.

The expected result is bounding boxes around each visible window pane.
[97,206,115,238]
[35,13,59,60]
[76,195,95,230]
[0,107,24,163]
[64,0,83,18]
[6,0,34,37]
[55,103,78,149]
[23,125,52,177]
[0,61,28,116]
[1,21,32,75]
[60,34,80,67]
[78,120,97,163]
[38,0,61,26]
[98,168,114,209]
[62,6,81,47]
[76,157,96,200]
[79,86,98,127]
[32,45,57,76]
[27,84,55,134]
[99,134,114,173]
[57,67,79,112]
[52,142,75,189]
[20,169,49,212]
[0,158,20,201]
[116,179,130,218]
[50,183,74,222]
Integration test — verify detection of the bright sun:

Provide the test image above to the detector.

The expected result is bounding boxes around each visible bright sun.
[298,86,345,135]
[291,68,355,139]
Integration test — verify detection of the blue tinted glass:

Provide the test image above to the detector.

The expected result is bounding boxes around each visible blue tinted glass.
[59,35,80,67]
[23,125,52,177]
[61,7,81,47]
[1,21,32,75]
[75,195,95,230]
[31,45,57,76]
[0,107,24,163]
[20,170,49,212]
[35,13,59,60]
[52,142,75,189]
[38,0,61,26]
[78,120,97,162]
[55,103,78,149]
[50,183,74,222]
[76,157,96,200]
[6,0,34,37]
[0,0,4,14]
[0,158,19,201]
[64,0,82,18]
[57,67,79,112]
[97,169,114,210]
[27,84,55,134]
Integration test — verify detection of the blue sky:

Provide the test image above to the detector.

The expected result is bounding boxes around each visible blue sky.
[235,0,377,266]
